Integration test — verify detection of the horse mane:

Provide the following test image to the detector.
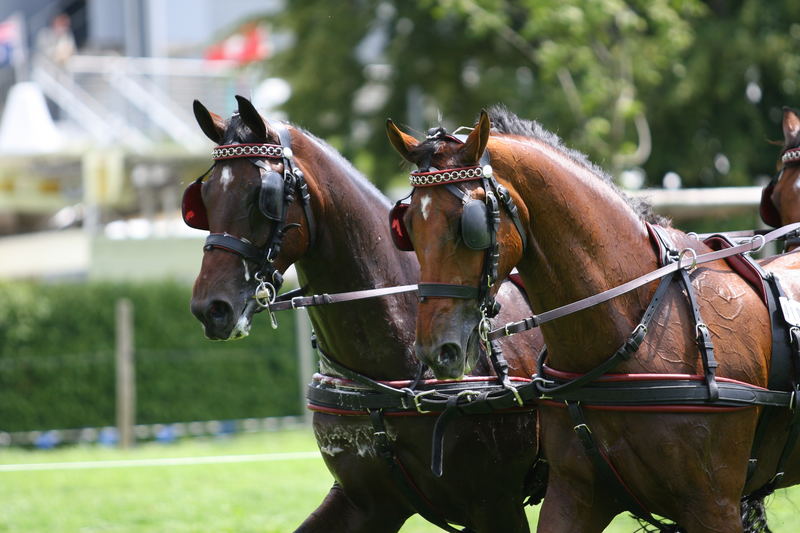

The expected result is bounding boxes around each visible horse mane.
[486,104,668,226]
[222,114,391,208]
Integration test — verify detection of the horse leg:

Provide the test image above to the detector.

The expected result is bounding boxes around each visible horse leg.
[534,475,616,533]
[469,502,530,533]
[294,482,409,533]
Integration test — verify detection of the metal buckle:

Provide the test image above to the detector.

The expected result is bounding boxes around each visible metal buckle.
[457,389,480,401]
[790,390,797,411]
[503,322,516,337]
[291,296,305,310]
[412,389,437,414]
[790,326,800,345]
[631,323,648,338]
[749,234,766,254]
[696,322,708,337]
[677,247,698,270]
[532,375,555,386]
[573,423,591,434]
[505,383,524,406]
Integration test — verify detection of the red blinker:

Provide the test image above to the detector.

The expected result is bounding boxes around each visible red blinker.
[389,202,413,251]
[181,180,209,230]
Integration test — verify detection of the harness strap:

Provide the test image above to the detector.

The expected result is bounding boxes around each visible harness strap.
[431,396,461,477]
[368,410,474,533]
[566,402,677,532]
[418,283,480,299]
[538,375,791,407]
[204,233,265,264]
[261,284,418,312]
[536,273,673,397]
[489,222,800,341]
[678,267,719,401]
[275,124,317,249]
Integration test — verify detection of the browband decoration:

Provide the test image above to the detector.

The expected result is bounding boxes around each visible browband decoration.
[409,164,492,187]
[212,143,290,160]
[782,147,800,165]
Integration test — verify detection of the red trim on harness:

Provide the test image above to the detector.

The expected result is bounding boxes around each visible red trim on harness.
[539,399,749,413]
[311,372,531,389]
[541,365,769,390]
[307,404,535,417]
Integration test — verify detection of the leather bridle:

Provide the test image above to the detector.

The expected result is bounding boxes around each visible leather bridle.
[195,124,316,315]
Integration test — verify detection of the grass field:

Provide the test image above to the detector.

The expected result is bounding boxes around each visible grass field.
[1,428,798,532]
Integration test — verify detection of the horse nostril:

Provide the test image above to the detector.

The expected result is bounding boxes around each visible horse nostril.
[207,300,232,325]
[438,343,462,365]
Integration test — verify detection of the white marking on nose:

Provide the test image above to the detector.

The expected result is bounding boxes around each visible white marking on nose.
[242,259,251,282]
[421,194,432,221]
[221,166,233,190]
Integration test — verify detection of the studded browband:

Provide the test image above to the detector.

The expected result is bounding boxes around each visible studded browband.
[409,165,491,186]
[212,143,289,160]
[783,147,800,165]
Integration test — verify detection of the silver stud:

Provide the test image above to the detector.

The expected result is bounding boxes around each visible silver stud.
[482,165,493,177]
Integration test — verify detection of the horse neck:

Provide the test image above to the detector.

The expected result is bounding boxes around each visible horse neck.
[491,136,660,371]
[290,133,420,379]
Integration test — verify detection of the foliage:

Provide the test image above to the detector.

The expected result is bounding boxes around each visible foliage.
[0,281,300,431]
[259,0,800,189]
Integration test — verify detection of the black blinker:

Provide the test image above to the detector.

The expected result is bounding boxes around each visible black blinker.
[461,199,491,250]
[259,170,285,221]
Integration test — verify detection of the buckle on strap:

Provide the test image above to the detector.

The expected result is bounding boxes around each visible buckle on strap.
[412,389,437,414]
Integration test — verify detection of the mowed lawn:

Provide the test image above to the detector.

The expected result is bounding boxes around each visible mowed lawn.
[1,428,798,532]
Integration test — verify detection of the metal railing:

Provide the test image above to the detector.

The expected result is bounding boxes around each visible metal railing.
[31,53,250,152]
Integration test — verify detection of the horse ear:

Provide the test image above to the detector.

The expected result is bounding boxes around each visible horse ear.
[193,100,225,144]
[463,110,490,164]
[783,107,800,147]
[235,94,267,140]
[386,119,420,162]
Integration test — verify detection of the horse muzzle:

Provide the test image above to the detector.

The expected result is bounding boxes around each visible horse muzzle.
[191,296,254,340]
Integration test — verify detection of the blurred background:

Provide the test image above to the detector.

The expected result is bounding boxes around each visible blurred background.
[2,1,800,531]
[0,0,798,457]
[0,0,800,444]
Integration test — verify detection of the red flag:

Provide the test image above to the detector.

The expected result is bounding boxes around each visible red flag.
[204,23,269,64]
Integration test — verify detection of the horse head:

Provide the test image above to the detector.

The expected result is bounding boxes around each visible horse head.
[187,96,314,340]
[766,107,800,237]
[386,111,528,378]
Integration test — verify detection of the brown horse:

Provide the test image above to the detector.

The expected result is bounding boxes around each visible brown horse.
[187,96,544,532]
[761,107,800,250]
[387,106,800,532]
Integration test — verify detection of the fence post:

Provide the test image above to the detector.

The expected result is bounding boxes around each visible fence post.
[115,298,135,448]
[295,308,314,423]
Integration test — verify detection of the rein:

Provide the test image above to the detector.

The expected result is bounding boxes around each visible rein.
[487,222,800,341]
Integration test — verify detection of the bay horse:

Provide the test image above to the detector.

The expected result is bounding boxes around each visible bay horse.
[386,106,800,532]
[761,106,800,251]
[187,96,545,532]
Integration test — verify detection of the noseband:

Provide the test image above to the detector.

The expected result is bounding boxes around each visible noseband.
[184,124,316,310]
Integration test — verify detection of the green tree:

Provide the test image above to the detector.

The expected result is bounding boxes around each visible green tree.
[260,0,800,189]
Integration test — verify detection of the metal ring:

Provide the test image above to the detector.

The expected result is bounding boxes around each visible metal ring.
[677,247,698,270]
[750,234,766,253]
[686,232,699,240]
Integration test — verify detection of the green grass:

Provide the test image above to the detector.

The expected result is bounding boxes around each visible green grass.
[0,428,797,532]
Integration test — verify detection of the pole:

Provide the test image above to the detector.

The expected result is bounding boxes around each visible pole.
[295,308,314,423]
[115,298,135,448]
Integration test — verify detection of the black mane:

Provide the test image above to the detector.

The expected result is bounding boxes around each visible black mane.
[486,105,666,225]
